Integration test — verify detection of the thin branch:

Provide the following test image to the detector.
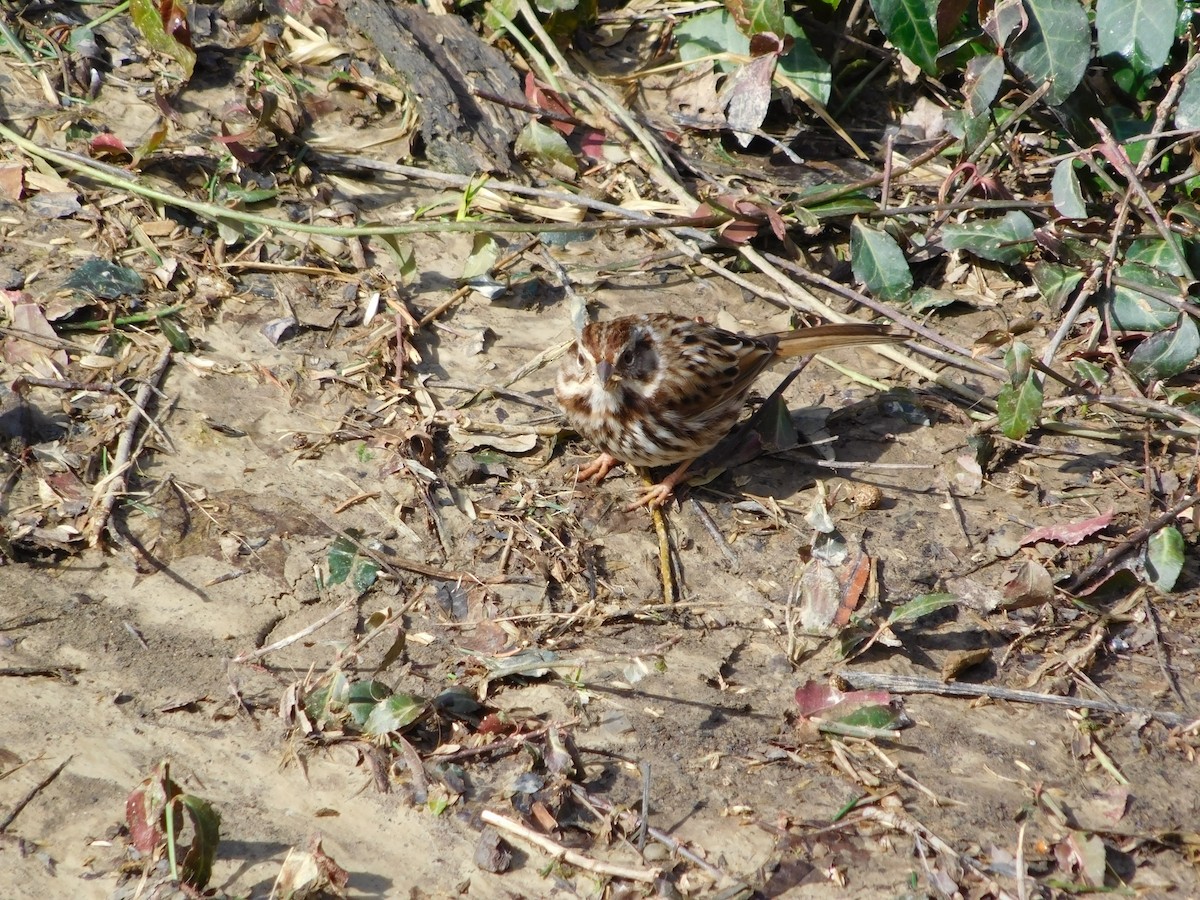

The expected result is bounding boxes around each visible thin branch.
[837,671,1190,727]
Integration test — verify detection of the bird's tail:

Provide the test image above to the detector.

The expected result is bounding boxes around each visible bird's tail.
[770,323,907,358]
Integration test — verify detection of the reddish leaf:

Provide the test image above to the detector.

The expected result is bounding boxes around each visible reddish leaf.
[158,0,193,50]
[524,73,576,136]
[1019,510,1113,547]
[89,133,130,158]
[794,680,890,718]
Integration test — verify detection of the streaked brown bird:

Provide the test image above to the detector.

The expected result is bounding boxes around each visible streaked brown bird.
[555,313,905,509]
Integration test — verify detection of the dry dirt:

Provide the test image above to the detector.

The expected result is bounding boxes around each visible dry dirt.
[2,9,1200,900]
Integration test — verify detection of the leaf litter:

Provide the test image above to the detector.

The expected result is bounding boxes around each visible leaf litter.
[0,0,1199,896]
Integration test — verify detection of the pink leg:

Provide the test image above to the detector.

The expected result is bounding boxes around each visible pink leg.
[627,460,694,511]
[578,452,621,483]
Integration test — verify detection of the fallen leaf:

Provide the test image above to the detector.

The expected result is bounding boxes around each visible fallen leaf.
[1019,510,1113,547]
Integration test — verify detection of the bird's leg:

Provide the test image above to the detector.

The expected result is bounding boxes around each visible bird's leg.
[628,460,694,511]
[578,452,622,483]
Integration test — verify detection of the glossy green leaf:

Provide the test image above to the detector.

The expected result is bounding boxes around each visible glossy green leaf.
[869,0,939,74]
[835,704,904,729]
[158,315,193,352]
[1107,263,1183,332]
[64,258,145,299]
[965,54,1005,117]
[997,342,1043,439]
[1052,159,1086,219]
[942,211,1035,264]
[886,592,958,624]
[462,233,499,280]
[1128,316,1200,380]
[1007,0,1089,106]
[850,219,913,300]
[514,121,578,173]
[727,0,785,36]
[795,186,877,217]
[1127,236,1190,277]
[1072,358,1110,387]
[363,693,427,736]
[1096,0,1175,79]
[1145,526,1184,592]
[325,533,379,597]
[1031,261,1084,311]
[910,286,964,311]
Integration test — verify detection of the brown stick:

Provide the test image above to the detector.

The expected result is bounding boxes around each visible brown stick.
[85,348,172,547]
[480,809,661,883]
[0,757,73,833]
[838,671,1191,727]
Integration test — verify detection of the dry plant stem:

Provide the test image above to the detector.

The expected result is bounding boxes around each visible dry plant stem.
[313,152,711,243]
[647,489,677,604]
[1137,54,1200,176]
[232,599,356,664]
[0,120,714,240]
[856,807,1017,899]
[1143,594,1187,706]
[1066,491,1198,593]
[85,348,171,547]
[418,238,538,328]
[0,756,72,833]
[688,498,739,570]
[1040,268,1101,367]
[1093,119,1193,276]
[0,666,81,679]
[838,671,1190,727]
[434,722,559,763]
[860,742,958,807]
[571,787,730,883]
[1016,821,1029,900]
[479,809,661,883]
[0,18,59,107]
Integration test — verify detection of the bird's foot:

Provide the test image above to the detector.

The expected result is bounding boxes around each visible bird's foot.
[578,453,621,483]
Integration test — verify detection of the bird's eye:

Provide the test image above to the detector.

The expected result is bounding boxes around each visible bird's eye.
[619,347,635,367]
[576,349,588,366]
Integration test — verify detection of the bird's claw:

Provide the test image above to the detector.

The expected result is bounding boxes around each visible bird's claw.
[578,453,621,483]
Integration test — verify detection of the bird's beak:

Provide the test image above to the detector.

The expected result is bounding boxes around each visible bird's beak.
[596,360,615,385]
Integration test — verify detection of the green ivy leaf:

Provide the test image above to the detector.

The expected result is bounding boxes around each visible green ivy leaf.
[363,693,428,736]
[1096,0,1174,80]
[1051,159,1086,219]
[514,121,578,173]
[676,11,830,102]
[1145,526,1184,592]
[869,0,939,74]
[1031,261,1084,311]
[942,211,1035,264]
[1107,263,1183,332]
[850,219,913,300]
[1072,359,1110,388]
[997,341,1043,439]
[1128,316,1200,380]
[1008,0,1090,106]
[176,794,221,889]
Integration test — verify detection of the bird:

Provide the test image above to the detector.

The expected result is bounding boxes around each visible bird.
[554,312,906,509]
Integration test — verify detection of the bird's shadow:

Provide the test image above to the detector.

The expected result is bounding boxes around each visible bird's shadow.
[681,383,932,505]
